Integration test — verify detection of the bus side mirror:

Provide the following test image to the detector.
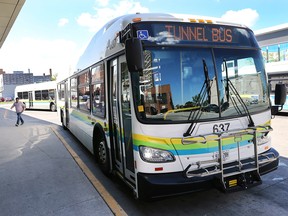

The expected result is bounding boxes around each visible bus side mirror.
[125,38,144,73]
[271,83,287,115]
[274,83,287,105]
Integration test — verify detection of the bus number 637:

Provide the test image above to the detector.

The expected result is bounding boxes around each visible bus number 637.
[213,123,230,133]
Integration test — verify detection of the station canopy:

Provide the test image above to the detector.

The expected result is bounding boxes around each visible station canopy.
[0,0,25,49]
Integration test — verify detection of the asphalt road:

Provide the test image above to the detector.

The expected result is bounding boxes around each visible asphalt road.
[1,104,288,216]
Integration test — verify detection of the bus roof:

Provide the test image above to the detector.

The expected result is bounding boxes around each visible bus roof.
[15,81,57,92]
[76,13,250,71]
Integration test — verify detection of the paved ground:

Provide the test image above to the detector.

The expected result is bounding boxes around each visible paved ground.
[271,114,288,157]
[0,105,113,216]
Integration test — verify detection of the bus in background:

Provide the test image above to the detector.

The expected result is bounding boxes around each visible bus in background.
[58,13,286,200]
[15,81,57,111]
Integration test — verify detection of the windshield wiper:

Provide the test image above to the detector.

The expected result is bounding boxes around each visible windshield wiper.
[223,59,255,127]
[183,59,212,137]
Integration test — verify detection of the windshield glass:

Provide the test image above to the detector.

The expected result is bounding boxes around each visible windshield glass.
[132,47,269,123]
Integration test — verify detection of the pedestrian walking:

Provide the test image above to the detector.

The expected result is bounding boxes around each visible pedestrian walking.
[10,97,26,126]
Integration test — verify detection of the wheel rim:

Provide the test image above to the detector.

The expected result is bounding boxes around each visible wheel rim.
[51,104,56,111]
[98,140,107,164]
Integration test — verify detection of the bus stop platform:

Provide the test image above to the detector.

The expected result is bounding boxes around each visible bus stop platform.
[0,106,114,216]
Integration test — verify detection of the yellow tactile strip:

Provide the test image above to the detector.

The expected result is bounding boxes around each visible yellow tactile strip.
[51,127,127,216]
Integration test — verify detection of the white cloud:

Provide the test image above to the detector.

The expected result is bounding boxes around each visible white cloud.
[58,18,69,27]
[221,8,259,28]
[77,0,149,32]
[0,37,78,79]
[95,0,110,7]
[0,0,149,80]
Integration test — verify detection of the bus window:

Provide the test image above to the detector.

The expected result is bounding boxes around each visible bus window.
[91,64,104,83]
[49,89,55,100]
[23,91,28,99]
[79,86,90,111]
[91,64,105,117]
[61,84,65,100]
[35,90,41,100]
[42,90,49,100]
[71,77,78,108]
[78,71,90,111]
[18,92,23,99]
[79,71,89,84]
[92,84,105,117]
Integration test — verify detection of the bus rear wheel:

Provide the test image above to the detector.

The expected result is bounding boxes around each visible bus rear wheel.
[50,103,56,112]
[61,111,67,130]
[96,137,110,175]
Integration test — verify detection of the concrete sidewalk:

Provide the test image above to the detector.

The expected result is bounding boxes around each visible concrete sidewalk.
[271,114,288,158]
[0,107,113,216]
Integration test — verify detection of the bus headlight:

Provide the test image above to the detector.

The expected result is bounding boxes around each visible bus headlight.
[257,135,270,145]
[139,146,175,163]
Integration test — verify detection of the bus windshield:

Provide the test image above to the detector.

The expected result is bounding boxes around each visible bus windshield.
[132,46,269,122]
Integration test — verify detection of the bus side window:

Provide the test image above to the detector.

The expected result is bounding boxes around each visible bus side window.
[78,86,90,111]
[23,91,28,99]
[70,77,78,108]
[42,90,49,100]
[18,92,23,99]
[78,71,90,111]
[91,63,105,118]
[35,90,41,100]
[92,83,105,117]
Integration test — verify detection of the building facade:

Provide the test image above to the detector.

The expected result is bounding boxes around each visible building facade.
[255,24,288,92]
[255,24,288,110]
[0,70,51,99]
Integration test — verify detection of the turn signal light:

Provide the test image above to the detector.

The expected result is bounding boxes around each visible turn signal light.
[132,17,142,22]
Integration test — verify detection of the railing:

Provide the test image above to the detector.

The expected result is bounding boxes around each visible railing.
[183,126,276,190]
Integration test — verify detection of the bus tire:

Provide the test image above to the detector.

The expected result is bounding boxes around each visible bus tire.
[61,110,67,130]
[50,103,56,112]
[95,135,110,175]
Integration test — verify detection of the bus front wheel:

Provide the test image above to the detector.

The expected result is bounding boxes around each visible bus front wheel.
[50,103,56,112]
[96,137,110,175]
[61,111,67,130]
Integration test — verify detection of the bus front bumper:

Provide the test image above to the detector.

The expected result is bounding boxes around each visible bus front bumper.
[137,148,279,200]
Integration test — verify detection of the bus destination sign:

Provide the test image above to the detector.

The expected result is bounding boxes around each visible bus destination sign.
[165,25,232,43]
[134,22,255,47]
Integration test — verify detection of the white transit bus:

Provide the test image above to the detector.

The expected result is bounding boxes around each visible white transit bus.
[15,81,57,111]
[57,13,286,199]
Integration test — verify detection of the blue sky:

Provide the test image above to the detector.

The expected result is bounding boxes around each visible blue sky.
[0,0,287,80]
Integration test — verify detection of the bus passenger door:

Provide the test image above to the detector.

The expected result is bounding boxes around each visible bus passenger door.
[111,59,123,172]
[110,56,135,183]
[64,80,69,127]
[119,55,135,182]
[28,91,33,108]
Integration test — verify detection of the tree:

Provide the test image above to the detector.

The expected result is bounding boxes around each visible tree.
[51,73,58,81]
